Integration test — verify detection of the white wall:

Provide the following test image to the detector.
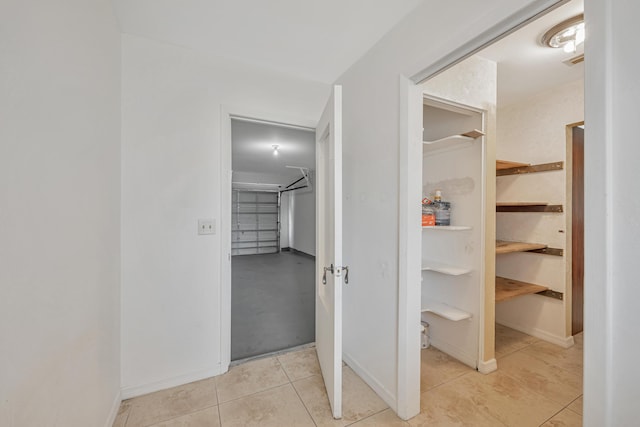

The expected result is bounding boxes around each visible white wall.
[422,55,498,368]
[584,0,640,425]
[495,79,583,345]
[0,1,121,426]
[280,192,290,249]
[120,33,328,396]
[289,183,316,256]
[335,0,553,413]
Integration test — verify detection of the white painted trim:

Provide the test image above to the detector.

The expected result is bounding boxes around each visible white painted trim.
[583,0,614,424]
[478,358,497,374]
[496,321,575,349]
[343,352,396,413]
[219,105,318,371]
[411,0,569,84]
[230,115,315,132]
[395,75,422,421]
[121,365,222,399]
[476,106,490,376]
[220,106,233,374]
[104,391,122,427]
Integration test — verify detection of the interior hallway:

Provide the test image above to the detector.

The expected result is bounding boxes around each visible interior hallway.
[113,325,583,426]
[231,251,315,360]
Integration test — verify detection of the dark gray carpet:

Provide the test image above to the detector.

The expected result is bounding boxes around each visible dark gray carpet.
[231,251,315,361]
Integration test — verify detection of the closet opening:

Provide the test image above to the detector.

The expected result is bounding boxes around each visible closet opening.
[405,0,585,419]
[229,117,317,362]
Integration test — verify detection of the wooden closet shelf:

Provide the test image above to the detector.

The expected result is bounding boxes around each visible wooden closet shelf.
[495,276,548,302]
[496,202,547,206]
[496,276,563,301]
[497,203,564,213]
[497,161,564,176]
[496,240,547,254]
[496,240,564,256]
[496,160,529,170]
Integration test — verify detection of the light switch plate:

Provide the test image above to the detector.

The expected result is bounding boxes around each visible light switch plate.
[198,219,215,235]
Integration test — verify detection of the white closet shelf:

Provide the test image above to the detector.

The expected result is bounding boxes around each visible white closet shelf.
[423,225,472,231]
[423,129,484,145]
[421,300,472,321]
[421,261,471,276]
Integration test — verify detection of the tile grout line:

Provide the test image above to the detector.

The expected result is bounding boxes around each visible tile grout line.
[537,406,566,426]
[344,407,390,426]
[215,378,223,427]
[504,341,584,416]
[276,355,294,383]
[423,369,475,394]
[217,356,289,405]
[217,379,291,406]
[138,403,219,427]
[516,346,583,378]
[288,377,319,427]
[275,353,320,425]
[564,394,583,416]
[123,406,131,427]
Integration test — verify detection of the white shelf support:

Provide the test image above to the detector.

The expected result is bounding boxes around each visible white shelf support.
[422,226,472,231]
[421,261,471,276]
[421,300,472,321]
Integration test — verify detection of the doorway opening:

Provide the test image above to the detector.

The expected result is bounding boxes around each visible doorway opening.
[568,122,584,335]
[401,0,585,421]
[229,117,317,362]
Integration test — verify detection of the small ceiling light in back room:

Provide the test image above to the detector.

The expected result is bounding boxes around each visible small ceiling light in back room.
[272,145,279,156]
[542,14,585,54]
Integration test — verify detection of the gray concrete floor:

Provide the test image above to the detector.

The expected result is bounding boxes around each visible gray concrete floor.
[231,251,315,361]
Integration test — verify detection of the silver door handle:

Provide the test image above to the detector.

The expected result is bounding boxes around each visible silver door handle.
[322,264,334,285]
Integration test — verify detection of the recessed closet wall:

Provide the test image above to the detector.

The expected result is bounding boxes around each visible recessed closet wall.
[495,79,584,344]
[421,55,498,369]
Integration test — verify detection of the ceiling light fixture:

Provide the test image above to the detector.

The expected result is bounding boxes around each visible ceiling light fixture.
[542,14,585,54]
[272,145,279,156]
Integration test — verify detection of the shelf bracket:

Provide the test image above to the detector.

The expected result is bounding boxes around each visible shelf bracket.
[536,289,564,300]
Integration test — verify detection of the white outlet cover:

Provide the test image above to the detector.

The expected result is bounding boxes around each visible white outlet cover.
[198,219,215,235]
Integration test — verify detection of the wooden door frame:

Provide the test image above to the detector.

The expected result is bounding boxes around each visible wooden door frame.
[565,121,585,336]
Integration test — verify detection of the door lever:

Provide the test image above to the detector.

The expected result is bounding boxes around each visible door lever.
[322,264,334,285]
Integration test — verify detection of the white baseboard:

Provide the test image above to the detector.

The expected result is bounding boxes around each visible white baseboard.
[477,358,497,374]
[496,321,575,348]
[121,365,222,400]
[342,352,396,412]
[428,337,477,369]
[104,390,122,427]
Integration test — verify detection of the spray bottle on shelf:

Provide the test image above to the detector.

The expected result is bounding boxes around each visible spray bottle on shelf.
[433,190,451,226]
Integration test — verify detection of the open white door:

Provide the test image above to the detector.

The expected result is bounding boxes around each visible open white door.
[316,85,343,419]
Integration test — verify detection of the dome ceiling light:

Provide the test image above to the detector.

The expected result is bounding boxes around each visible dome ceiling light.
[542,14,585,54]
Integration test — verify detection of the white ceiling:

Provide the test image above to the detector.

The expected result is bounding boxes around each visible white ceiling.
[113,0,424,84]
[479,0,584,106]
[231,119,315,187]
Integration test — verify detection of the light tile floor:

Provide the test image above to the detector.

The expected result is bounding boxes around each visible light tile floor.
[114,326,583,426]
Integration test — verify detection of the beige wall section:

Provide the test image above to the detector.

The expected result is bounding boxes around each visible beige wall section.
[495,79,584,345]
[421,55,498,364]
